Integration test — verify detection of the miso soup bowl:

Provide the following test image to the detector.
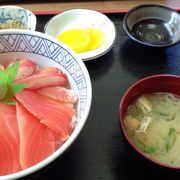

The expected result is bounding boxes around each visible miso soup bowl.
[119,74,180,169]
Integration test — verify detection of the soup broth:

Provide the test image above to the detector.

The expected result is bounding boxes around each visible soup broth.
[124,93,180,166]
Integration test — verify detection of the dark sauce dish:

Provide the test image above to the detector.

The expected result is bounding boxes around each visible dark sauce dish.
[123,4,180,48]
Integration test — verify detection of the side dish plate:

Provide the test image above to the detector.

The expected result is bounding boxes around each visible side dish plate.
[45,9,116,61]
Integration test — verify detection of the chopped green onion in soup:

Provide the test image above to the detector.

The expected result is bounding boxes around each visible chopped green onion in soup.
[124,93,180,166]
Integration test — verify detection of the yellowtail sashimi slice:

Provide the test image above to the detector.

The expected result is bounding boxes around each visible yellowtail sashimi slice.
[15,59,37,80]
[14,73,67,89]
[34,67,62,74]
[15,89,75,141]
[38,86,78,104]
[16,103,55,169]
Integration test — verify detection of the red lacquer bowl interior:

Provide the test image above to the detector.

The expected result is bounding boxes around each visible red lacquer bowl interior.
[119,74,180,168]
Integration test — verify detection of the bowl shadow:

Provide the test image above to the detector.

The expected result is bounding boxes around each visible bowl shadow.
[119,39,180,78]
[109,133,180,180]
[84,50,114,81]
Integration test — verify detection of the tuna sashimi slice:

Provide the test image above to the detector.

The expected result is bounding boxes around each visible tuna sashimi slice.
[38,86,78,104]
[14,73,67,89]
[0,103,21,175]
[16,103,55,169]
[15,89,75,141]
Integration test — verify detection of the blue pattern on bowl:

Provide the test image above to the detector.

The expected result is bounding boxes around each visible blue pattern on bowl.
[0,6,36,30]
[0,32,89,118]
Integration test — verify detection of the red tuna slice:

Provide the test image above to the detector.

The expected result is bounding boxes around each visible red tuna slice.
[15,89,75,141]
[16,103,55,169]
[34,67,62,74]
[15,59,37,80]
[38,86,78,104]
[0,103,21,175]
[14,73,67,89]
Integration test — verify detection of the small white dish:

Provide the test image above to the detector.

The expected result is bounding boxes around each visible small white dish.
[45,9,116,61]
[0,5,36,30]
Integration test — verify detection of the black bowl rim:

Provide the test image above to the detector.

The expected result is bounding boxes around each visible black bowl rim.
[123,3,180,48]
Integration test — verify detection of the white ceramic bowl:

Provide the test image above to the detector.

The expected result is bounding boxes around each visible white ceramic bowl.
[44,9,116,61]
[0,6,36,30]
[0,29,92,180]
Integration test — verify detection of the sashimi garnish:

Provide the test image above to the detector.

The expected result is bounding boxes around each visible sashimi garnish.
[16,103,55,169]
[38,86,78,104]
[0,62,26,104]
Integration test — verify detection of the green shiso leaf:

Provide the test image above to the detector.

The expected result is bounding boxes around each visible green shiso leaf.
[0,62,26,105]
[165,128,176,152]
[1,84,16,104]
[0,62,19,83]
[0,82,8,100]
[10,83,26,95]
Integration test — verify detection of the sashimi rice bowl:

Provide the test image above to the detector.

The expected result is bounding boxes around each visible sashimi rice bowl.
[0,29,92,179]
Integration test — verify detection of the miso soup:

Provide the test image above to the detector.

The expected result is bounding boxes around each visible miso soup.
[124,93,180,166]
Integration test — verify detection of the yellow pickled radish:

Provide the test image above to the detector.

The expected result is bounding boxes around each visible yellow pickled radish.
[57,28,105,53]
[85,28,105,51]
[57,29,90,53]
